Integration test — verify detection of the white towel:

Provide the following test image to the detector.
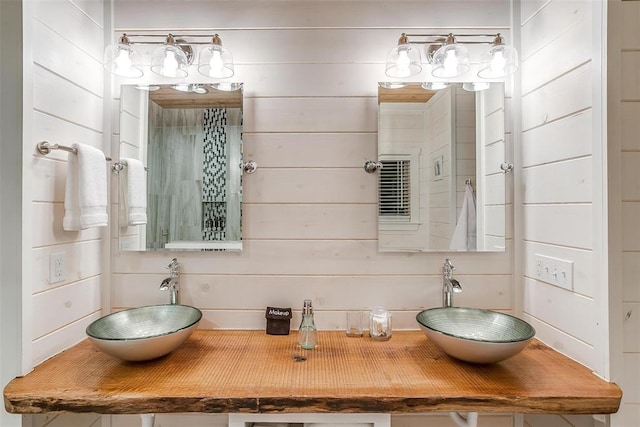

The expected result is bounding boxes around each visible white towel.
[118,158,147,226]
[449,183,477,251]
[63,143,108,231]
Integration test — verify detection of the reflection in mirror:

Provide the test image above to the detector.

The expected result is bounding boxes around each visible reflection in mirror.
[118,83,244,252]
[377,82,506,253]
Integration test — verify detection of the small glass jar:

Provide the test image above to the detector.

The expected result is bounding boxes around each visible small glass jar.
[369,307,392,341]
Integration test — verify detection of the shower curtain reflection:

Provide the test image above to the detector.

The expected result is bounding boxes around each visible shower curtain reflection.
[146,103,242,250]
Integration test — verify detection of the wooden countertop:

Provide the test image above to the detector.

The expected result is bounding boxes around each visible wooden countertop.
[3,330,621,415]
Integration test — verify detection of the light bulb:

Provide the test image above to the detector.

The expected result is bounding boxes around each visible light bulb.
[208,49,224,78]
[163,51,179,78]
[395,49,411,78]
[490,50,506,74]
[115,49,132,76]
[443,49,459,77]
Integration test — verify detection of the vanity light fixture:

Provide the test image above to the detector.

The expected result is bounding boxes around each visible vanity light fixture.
[421,82,450,90]
[197,34,234,78]
[150,34,190,78]
[462,82,491,92]
[135,84,160,91]
[172,83,209,94]
[384,32,519,80]
[103,33,236,80]
[103,34,143,78]
[477,33,519,78]
[378,82,408,89]
[384,33,422,78]
[211,82,243,91]
[430,33,470,78]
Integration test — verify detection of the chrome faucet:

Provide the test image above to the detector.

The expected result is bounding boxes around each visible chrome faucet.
[159,258,180,304]
[442,258,462,308]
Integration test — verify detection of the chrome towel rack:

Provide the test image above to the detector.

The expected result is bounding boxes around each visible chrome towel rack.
[36,141,112,162]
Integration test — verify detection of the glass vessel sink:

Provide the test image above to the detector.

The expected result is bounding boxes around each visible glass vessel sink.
[86,304,202,361]
[416,307,535,364]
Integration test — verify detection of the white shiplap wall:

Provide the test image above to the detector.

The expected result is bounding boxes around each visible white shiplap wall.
[519,0,608,426]
[23,0,108,426]
[108,1,513,426]
[519,0,601,367]
[111,0,514,329]
[613,0,640,425]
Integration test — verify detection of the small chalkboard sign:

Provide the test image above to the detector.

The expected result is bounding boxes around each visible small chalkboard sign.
[265,307,292,335]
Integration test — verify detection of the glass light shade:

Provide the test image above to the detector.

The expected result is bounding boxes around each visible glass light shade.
[385,44,422,78]
[198,44,234,79]
[211,82,243,91]
[462,82,491,92]
[135,84,160,91]
[430,44,470,78]
[477,44,519,78]
[379,82,408,89]
[103,39,143,78]
[421,82,449,90]
[150,44,189,78]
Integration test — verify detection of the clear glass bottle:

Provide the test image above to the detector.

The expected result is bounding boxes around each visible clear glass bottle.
[298,299,317,350]
[369,307,392,341]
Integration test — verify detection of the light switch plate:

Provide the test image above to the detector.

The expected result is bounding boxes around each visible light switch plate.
[534,254,573,291]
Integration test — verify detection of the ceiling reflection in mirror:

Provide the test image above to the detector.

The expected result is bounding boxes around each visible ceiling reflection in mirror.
[118,83,244,252]
[378,82,506,253]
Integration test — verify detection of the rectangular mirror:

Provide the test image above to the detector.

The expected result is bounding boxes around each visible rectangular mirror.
[378,82,506,252]
[118,83,244,252]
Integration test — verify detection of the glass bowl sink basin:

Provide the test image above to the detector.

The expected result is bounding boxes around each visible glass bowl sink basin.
[86,304,202,361]
[416,307,535,364]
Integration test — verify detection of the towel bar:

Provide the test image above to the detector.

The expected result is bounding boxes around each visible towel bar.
[36,141,112,162]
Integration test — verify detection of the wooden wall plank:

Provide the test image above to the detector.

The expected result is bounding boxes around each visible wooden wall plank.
[243,97,377,133]
[32,19,103,96]
[32,111,103,160]
[111,274,513,312]
[112,239,512,276]
[31,312,100,367]
[520,0,589,61]
[32,0,103,61]
[244,169,376,204]
[523,157,592,204]
[32,277,101,340]
[521,7,591,96]
[622,202,640,251]
[32,202,102,248]
[622,252,640,302]
[521,110,592,168]
[243,133,377,168]
[114,1,510,32]
[621,102,640,151]
[522,205,593,251]
[33,66,104,133]
[521,63,592,132]
[243,204,377,240]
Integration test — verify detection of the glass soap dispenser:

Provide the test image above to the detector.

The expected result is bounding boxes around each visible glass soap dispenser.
[298,299,317,350]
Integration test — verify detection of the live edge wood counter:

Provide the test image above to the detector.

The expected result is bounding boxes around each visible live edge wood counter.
[4,330,621,415]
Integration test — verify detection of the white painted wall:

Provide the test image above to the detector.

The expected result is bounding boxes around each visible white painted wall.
[609,0,640,425]
[517,0,610,426]
[519,0,603,368]
[19,0,109,426]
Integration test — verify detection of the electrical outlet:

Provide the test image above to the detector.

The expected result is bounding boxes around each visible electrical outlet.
[534,254,573,291]
[50,253,65,284]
